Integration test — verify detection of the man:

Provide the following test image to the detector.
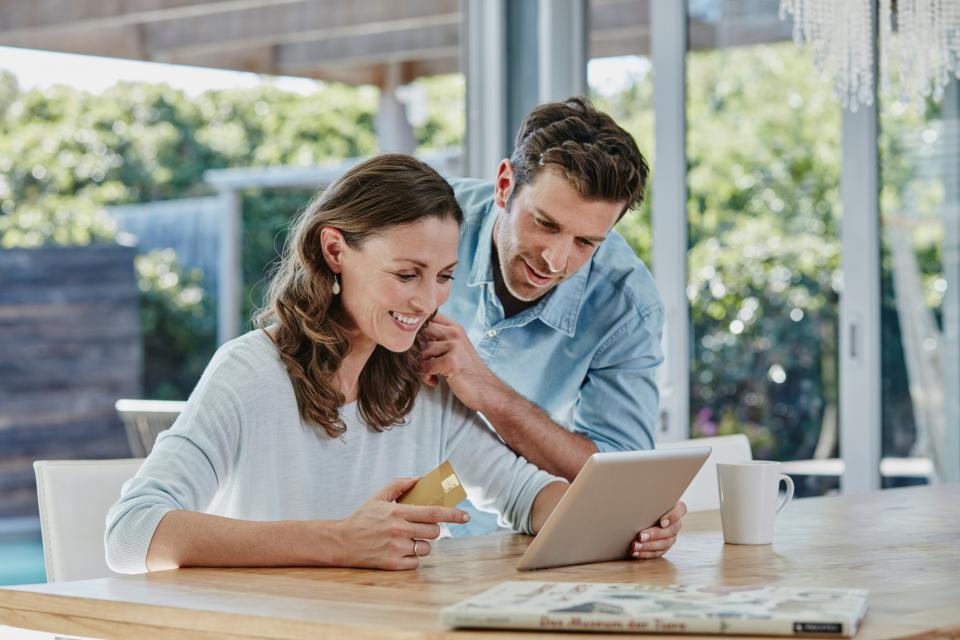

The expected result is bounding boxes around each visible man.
[422,97,684,557]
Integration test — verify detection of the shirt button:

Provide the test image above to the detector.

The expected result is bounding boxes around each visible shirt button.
[486,329,497,337]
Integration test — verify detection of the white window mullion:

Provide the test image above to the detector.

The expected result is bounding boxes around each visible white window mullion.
[839,1,882,493]
[462,0,507,180]
[941,78,960,484]
[651,0,690,443]
[537,0,587,103]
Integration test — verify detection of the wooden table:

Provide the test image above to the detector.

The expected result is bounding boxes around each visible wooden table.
[0,485,958,639]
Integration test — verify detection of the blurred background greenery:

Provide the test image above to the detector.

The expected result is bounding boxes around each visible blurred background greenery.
[0,72,461,400]
[0,43,945,469]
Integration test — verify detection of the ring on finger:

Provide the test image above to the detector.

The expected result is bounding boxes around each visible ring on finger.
[413,539,421,556]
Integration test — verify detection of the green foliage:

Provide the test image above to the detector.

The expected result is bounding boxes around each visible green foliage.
[136,250,216,400]
[688,218,840,459]
[0,77,381,399]
[683,42,948,462]
[688,45,842,245]
[693,408,776,460]
[2,83,213,208]
[1,50,944,468]
[591,65,655,265]
[410,74,465,151]
[0,81,379,214]
[0,70,18,117]
[192,84,378,165]
[0,195,117,248]
[684,43,844,460]
[876,74,948,457]
[240,189,316,329]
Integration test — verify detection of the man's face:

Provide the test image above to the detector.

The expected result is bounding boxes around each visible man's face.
[493,163,624,302]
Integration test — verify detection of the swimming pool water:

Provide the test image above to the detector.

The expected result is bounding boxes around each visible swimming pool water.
[0,538,46,586]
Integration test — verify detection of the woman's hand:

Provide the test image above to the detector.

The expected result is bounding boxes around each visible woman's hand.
[629,500,688,560]
[332,477,470,570]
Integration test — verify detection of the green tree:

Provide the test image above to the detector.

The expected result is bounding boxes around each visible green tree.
[591,62,655,265]
[683,43,843,460]
[410,74,465,151]
[0,77,381,398]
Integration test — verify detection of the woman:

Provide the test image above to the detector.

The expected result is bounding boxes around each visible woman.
[105,155,674,573]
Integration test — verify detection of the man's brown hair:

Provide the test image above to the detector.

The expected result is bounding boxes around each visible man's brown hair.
[509,96,649,220]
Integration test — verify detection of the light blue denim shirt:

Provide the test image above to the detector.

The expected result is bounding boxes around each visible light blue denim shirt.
[442,178,665,535]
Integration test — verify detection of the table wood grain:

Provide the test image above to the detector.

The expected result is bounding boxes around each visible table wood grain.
[0,484,957,639]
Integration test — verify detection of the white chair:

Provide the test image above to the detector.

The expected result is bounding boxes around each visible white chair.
[34,459,143,582]
[115,399,185,456]
[658,434,752,512]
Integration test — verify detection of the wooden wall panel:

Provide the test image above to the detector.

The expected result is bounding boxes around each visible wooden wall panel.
[0,247,141,518]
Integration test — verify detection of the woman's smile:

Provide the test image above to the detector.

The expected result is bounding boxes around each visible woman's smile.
[388,311,425,332]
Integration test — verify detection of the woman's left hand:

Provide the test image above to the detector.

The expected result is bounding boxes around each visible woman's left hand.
[629,500,687,560]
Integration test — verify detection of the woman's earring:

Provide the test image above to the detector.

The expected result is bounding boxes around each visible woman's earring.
[332,273,341,295]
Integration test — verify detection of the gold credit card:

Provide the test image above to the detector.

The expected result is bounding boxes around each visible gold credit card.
[397,460,467,508]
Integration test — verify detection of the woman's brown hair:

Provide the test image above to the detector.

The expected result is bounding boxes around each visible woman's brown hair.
[256,154,463,437]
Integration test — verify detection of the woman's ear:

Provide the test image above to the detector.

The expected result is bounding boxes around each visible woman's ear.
[494,159,515,209]
[319,226,346,273]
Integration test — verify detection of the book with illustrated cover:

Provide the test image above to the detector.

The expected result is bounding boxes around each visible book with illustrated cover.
[441,582,869,636]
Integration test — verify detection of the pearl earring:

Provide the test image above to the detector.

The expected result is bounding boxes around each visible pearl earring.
[332,274,341,295]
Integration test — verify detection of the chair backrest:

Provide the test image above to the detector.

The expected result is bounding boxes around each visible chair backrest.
[34,458,143,582]
[658,434,752,512]
[115,399,185,456]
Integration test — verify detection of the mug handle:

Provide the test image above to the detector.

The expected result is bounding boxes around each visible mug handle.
[776,474,794,514]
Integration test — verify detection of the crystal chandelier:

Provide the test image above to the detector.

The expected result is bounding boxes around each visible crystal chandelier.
[779,0,960,112]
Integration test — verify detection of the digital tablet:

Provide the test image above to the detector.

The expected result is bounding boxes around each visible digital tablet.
[516,447,711,571]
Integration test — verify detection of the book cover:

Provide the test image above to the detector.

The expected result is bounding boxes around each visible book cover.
[441,582,869,636]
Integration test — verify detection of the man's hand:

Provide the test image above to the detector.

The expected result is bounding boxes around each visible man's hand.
[421,313,597,480]
[629,500,687,560]
[421,313,506,411]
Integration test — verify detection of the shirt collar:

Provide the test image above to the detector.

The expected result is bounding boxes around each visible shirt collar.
[467,207,589,338]
[537,262,590,337]
[467,206,499,287]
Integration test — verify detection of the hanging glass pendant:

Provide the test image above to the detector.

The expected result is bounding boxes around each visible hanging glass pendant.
[780,0,960,112]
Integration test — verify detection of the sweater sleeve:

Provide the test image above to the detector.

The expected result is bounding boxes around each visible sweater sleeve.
[440,387,561,535]
[104,369,243,574]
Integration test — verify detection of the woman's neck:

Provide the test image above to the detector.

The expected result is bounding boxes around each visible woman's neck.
[337,334,376,404]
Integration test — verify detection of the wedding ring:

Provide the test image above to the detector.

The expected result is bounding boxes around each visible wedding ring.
[413,539,421,556]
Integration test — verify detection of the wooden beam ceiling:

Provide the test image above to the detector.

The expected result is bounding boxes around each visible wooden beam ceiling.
[0,0,303,38]
[0,0,462,87]
[0,0,795,87]
[274,23,459,73]
[141,0,459,58]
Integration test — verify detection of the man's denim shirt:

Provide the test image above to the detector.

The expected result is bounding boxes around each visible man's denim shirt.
[442,178,665,535]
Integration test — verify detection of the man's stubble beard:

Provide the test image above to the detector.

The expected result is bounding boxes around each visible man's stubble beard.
[493,211,560,304]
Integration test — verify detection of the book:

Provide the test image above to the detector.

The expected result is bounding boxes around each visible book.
[441,582,869,636]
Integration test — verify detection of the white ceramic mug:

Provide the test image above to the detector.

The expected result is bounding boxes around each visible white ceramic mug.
[716,461,794,545]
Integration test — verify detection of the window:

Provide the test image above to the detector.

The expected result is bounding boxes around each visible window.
[589,0,654,265]
[686,0,841,496]
[879,46,960,487]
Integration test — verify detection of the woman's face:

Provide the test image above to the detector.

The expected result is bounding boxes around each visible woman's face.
[337,216,460,353]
